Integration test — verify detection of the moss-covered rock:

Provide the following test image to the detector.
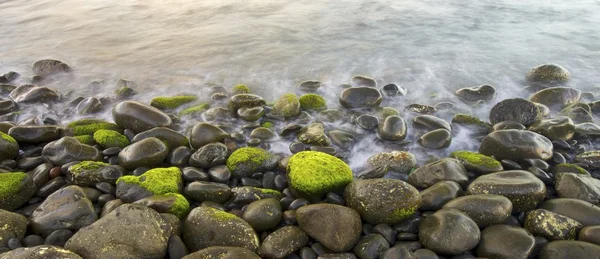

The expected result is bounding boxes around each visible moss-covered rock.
[178,103,209,117]
[66,119,122,136]
[299,94,327,111]
[452,114,492,134]
[150,95,198,110]
[116,167,183,203]
[226,147,278,177]
[73,135,95,145]
[232,84,251,94]
[553,163,590,178]
[0,131,19,161]
[183,246,260,259]
[93,129,130,149]
[0,172,36,211]
[450,151,503,174]
[113,86,137,100]
[273,93,301,119]
[134,193,190,219]
[261,121,274,129]
[526,64,571,85]
[67,161,125,186]
[287,151,353,199]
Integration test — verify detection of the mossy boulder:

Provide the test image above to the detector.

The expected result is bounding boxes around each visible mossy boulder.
[0,209,27,248]
[0,131,19,161]
[134,193,190,219]
[0,172,36,211]
[66,161,125,186]
[226,147,278,178]
[178,103,209,117]
[150,95,197,110]
[232,84,251,94]
[261,121,274,129]
[116,166,183,203]
[227,94,266,117]
[287,151,353,199]
[299,94,327,111]
[452,114,492,135]
[273,93,301,119]
[344,178,421,225]
[1,246,83,259]
[66,119,121,136]
[73,135,95,145]
[93,129,129,148]
[183,206,259,252]
[450,151,503,174]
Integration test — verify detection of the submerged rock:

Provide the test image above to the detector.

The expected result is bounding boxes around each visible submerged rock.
[526,63,570,85]
[298,122,331,146]
[9,84,60,103]
[32,59,72,76]
[376,115,407,141]
[455,84,496,102]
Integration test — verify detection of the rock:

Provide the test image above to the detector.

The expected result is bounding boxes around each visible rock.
[538,240,600,259]
[0,71,19,84]
[250,127,277,142]
[296,80,322,92]
[189,143,228,168]
[9,84,60,103]
[579,226,600,246]
[476,225,535,259]
[404,104,436,114]
[555,173,600,204]
[467,170,546,212]
[0,245,82,259]
[182,206,259,252]
[344,179,420,224]
[65,204,168,259]
[238,106,265,121]
[328,130,354,147]
[0,99,17,115]
[419,181,462,211]
[529,87,581,110]
[117,137,168,170]
[133,127,189,150]
[560,104,594,124]
[182,246,261,259]
[134,193,190,219]
[351,75,377,87]
[299,94,327,111]
[184,181,231,204]
[317,109,347,123]
[0,172,36,210]
[418,129,451,149]
[529,116,575,141]
[575,151,600,168]
[0,131,18,161]
[93,129,129,149]
[408,158,468,189]
[75,97,103,114]
[339,87,382,109]
[478,130,553,162]
[365,151,417,176]
[493,120,527,131]
[455,84,496,102]
[353,234,390,259]
[0,209,27,247]
[30,186,97,236]
[32,59,72,76]
[226,186,283,206]
[287,151,352,199]
[273,93,301,119]
[442,194,512,228]
[489,98,541,126]
[526,63,570,85]
[8,125,62,144]
[356,114,379,130]
[226,147,278,178]
[575,122,600,137]
[525,209,582,240]
[257,226,309,259]
[150,95,197,110]
[242,198,282,232]
[298,123,331,146]
[376,115,407,141]
[419,209,480,255]
[452,114,492,135]
[116,167,183,203]
[178,103,210,118]
[112,101,172,133]
[296,204,362,252]
[66,161,124,186]
[449,151,503,174]
[66,119,121,136]
[539,198,600,227]
[412,115,451,132]
[227,94,266,117]
[189,122,229,149]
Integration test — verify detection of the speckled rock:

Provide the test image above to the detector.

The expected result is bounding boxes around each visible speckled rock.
[257,226,309,259]
[296,204,362,252]
[476,225,535,259]
[408,158,468,189]
[32,59,72,76]
[0,245,82,259]
[526,63,570,85]
[419,209,480,255]
[489,98,541,126]
[529,116,575,141]
[524,209,582,241]
[0,209,27,248]
[479,130,553,162]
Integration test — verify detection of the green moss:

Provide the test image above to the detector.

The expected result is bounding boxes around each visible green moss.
[299,94,327,111]
[450,151,501,168]
[117,167,182,195]
[178,103,210,117]
[256,188,282,196]
[226,147,270,173]
[69,161,109,175]
[150,95,198,110]
[232,84,251,94]
[451,114,487,126]
[273,93,301,119]
[164,193,190,219]
[93,129,130,148]
[287,151,353,198]
[0,131,16,144]
[67,119,121,135]
[261,121,274,129]
[206,206,239,220]
[392,205,418,220]
[0,172,27,199]
[74,135,95,145]
[554,163,590,175]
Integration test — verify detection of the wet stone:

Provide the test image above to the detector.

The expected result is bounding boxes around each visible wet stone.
[456,84,496,102]
[376,115,407,141]
[525,209,582,241]
[339,87,383,109]
[479,130,553,162]
[526,63,570,86]
[404,104,436,114]
[350,75,377,87]
[381,83,406,97]
[529,86,580,110]
[419,209,480,255]
[356,114,379,130]
[476,225,535,259]
[418,129,451,149]
[489,98,540,126]
[408,158,468,189]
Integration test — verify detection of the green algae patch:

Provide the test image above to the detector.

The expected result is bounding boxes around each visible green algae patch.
[0,172,27,199]
[287,151,353,199]
[178,103,209,117]
[117,167,182,195]
[553,163,590,176]
[164,193,190,219]
[0,131,19,160]
[299,94,327,111]
[93,129,130,148]
[232,84,251,94]
[150,95,198,110]
[261,121,274,129]
[273,93,301,119]
[226,147,272,177]
[69,161,110,175]
[67,119,122,135]
[74,135,95,145]
[0,131,16,144]
[450,150,502,174]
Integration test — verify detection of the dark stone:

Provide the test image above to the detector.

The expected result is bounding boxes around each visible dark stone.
[117,137,168,170]
[296,204,362,252]
[189,122,229,149]
[539,240,600,259]
[539,198,600,227]
[207,165,231,184]
[376,115,407,141]
[478,130,553,162]
[44,229,74,247]
[489,98,540,126]
[339,87,382,109]
[112,101,172,133]
[356,114,379,130]
[529,116,575,141]
[456,84,496,102]
[189,143,227,168]
[476,225,534,259]
[42,137,101,165]
[182,246,260,259]
[168,235,189,259]
[419,209,480,255]
[0,209,27,248]
[418,129,451,149]
[182,167,210,182]
[555,173,600,205]
[354,234,390,259]
[9,85,60,103]
[133,127,189,150]
[8,125,62,144]
[184,181,231,203]
[442,194,512,228]
[298,123,331,146]
[66,163,124,187]
[257,226,309,259]
[408,158,468,189]
[419,181,462,211]
[529,87,581,110]
[351,75,377,87]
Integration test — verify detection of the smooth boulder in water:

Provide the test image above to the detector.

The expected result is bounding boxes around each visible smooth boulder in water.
[376,115,407,141]
[442,194,512,228]
[9,84,60,103]
[529,87,581,110]
[479,129,553,162]
[339,87,382,109]
[455,84,496,102]
[476,225,535,259]
[529,116,575,141]
[525,63,570,85]
[408,158,468,188]
[32,59,72,76]
[117,137,169,170]
[112,101,172,133]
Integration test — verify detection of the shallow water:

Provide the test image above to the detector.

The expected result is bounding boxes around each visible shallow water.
[2,0,600,169]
